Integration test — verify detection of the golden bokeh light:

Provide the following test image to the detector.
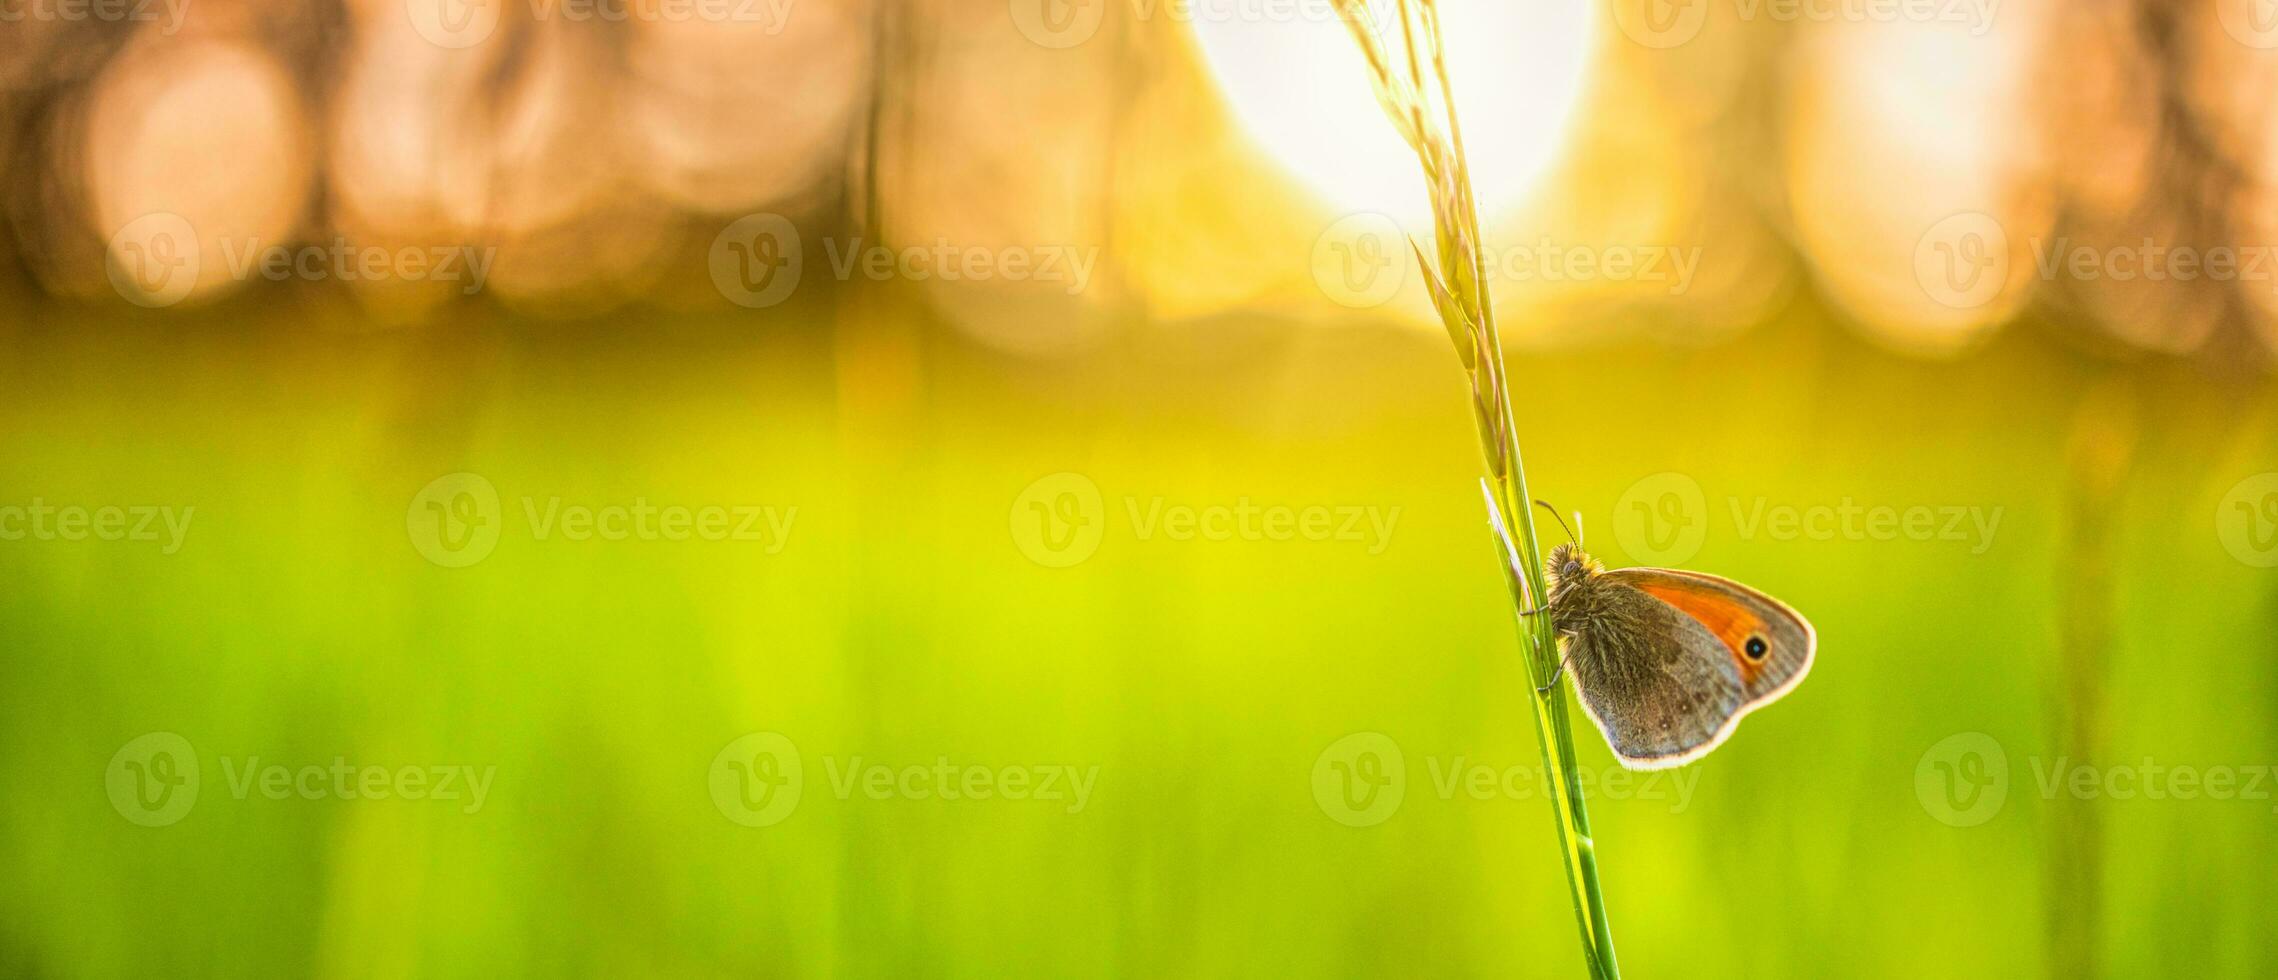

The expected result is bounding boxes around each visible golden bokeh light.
[0,0,2269,363]
[88,35,312,309]
[1783,8,2053,355]
[626,1,872,213]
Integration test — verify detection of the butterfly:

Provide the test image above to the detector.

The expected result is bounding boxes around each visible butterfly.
[1485,484,1815,770]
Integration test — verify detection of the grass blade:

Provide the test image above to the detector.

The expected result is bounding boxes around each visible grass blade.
[1330,3,1622,976]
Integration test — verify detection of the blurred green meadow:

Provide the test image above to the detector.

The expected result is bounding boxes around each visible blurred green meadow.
[3,290,2275,978]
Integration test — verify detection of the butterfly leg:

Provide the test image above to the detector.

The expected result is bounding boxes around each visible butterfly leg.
[1534,647,1576,696]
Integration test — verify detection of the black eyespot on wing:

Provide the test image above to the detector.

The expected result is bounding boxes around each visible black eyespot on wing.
[1744,635,1769,660]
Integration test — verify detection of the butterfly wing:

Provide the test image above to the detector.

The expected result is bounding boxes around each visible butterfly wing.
[1561,588,1747,770]
[1565,568,1815,769]
[1600,567,1816,706]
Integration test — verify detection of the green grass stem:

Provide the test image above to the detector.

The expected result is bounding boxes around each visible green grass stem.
[1330,3,1621,976]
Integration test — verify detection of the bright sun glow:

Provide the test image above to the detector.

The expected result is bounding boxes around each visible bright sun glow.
[1188,4,1598,228]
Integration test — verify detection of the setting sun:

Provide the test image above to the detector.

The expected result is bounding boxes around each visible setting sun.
[1186,3,1597,227]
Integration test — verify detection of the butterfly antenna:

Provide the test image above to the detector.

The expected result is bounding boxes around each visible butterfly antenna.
[1573,510,1585,550]
[1533,500,1578,547]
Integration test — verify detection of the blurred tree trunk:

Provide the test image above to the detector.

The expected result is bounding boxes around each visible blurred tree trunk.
[2048,373,2136,980]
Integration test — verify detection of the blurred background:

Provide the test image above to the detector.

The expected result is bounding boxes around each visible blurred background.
[4,0,2277,977]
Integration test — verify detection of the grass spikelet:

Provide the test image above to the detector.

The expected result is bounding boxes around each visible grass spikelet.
[1328,3,1623,976]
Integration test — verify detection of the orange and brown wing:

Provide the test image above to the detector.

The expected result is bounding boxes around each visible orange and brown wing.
[1601,567,1816,704]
